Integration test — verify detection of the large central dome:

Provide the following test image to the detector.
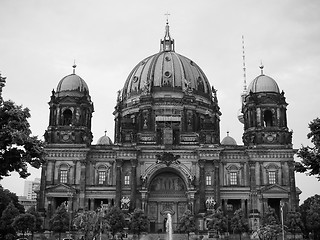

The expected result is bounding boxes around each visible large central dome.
[114,22,220,146]
[121,22,212,102]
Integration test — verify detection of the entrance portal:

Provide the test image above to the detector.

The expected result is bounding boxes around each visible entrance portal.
[147,172,188,233]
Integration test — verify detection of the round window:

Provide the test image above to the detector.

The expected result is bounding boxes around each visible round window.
[164,71,171,77]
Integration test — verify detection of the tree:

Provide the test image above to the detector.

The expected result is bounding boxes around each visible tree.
[27,206,43,239]
[73,210,100,240]
[0,99,45,180]
[230,209,249,239]
[129,208,149,239]
[49,204,70,240]
[285,211,303,239]
[0,185,25,217]
[105,206,126,239]
[0,202,20,239]
[12,213,36,238]
[299,194,320,240]
[257,206,282,240]
[296,118,320,180]
[207,207,227,236]
[177,209,196,240]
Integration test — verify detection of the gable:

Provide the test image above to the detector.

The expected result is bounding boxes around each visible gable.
[260,184,289,194]
[46,183,76,195]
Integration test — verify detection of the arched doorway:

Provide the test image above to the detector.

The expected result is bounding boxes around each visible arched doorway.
[147,170,188,233]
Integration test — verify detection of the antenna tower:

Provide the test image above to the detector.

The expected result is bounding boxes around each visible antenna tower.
[242,35,247,94]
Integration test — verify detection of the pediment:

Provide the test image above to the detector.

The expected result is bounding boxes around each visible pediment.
[46,183,76,194]
[260,184,289,193]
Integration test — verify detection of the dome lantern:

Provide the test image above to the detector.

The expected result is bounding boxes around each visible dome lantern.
[160,20,175,52]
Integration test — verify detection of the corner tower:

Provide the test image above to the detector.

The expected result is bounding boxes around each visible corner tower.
[44,65,94,145]
[242,66,292,147]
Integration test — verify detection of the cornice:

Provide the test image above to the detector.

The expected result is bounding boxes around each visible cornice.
[45,148,89,158]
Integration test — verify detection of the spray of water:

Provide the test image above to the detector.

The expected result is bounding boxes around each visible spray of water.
[166,213,173,240]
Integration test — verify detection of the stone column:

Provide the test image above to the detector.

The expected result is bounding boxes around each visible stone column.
[79,159,87,211]
[51,160,56,184]
[214,161,220,206]
[115,159,123,207]
[198,159,206,212]
[288,161,297,211]
[130,159,138,211]
[259,162,263,186]
[73,160,77,185]
[249,161,258,212]
[280,161,285,186]
[240,162,245,186]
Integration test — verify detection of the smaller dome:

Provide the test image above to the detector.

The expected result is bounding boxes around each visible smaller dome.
[57,73,89,93]
[221,132,237,145]
[97,132,113,145]
[248,74,280,93]
[248,66,280,94]
[56,65,89,95]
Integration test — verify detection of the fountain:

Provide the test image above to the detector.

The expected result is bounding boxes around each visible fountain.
[166,213,173,240]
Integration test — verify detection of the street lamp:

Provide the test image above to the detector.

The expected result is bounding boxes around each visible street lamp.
[280,200,285,240]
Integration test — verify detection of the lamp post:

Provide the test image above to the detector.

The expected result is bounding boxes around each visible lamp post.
[280,200,285,240]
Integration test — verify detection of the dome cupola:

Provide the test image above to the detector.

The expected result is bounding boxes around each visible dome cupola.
[221,132,237,146]
[97,131,113,145]
[114,23,221,146]
[247,65,280,93]
[120,22,213,103]
[55,64,90,98]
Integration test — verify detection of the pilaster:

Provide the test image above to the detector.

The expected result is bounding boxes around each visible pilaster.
[198,159,206,212]
[115,159,123,207]
[130,159,138,211]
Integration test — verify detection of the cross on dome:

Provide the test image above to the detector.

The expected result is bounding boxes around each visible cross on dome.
[72,60,77,74]
[160,13,175,52]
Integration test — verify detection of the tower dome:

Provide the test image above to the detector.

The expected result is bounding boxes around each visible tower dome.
[55,64,89,97]
[221,132,237,145]
[247,66,280,93]
[121,22,213,102]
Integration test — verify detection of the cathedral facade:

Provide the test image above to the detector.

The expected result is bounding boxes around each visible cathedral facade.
[38,23,300,232]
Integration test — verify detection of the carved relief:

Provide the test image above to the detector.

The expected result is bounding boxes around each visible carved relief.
[150,174,185,192]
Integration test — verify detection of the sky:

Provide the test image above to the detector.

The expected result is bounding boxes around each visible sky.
[0,0,319,203]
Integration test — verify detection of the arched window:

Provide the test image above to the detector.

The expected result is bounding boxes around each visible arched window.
[265,163,279,185]
[96,164,111,185]
[264,110,273,127]
[59,164,69,183]
[226,164,240,186]
[63,109,73,126]
[124,172,130,185]
[206,174,212,186]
